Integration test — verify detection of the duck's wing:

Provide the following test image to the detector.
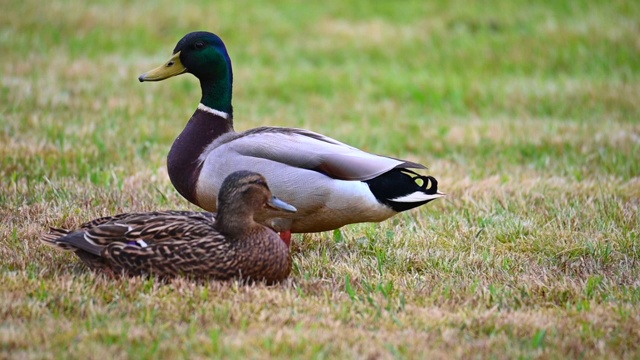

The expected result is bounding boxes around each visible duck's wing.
[217,127,427,181]
[41,211,215,254]
[101,237,237,278]
[77,211,214,230]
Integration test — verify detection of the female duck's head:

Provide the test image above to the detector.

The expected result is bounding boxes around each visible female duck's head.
[215,170,296,238]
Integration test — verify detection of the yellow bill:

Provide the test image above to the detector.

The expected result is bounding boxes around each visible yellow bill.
[138,52,186,82]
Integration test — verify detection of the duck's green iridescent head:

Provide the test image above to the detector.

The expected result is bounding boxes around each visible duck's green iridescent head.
[139,31,233,113]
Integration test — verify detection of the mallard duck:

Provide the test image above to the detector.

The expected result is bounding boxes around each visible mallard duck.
[139,31,444,235]
[41,171,296,283]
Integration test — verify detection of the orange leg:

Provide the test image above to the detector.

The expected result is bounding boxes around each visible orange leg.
[279,230,292,247]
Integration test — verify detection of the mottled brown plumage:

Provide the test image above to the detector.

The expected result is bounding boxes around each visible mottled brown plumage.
[41,171,296,283]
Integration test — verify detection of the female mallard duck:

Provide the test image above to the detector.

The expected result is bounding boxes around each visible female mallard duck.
[41,171,296,283]
[139,31,444,235]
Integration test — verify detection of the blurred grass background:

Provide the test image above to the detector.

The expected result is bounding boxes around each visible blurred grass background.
[1,0,639,358]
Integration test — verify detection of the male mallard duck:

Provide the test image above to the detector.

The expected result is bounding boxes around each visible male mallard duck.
[139,31,444,234]
[41,171,296,283]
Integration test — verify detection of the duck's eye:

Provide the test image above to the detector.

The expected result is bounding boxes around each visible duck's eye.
[254,179,268,188]
[194,41,205,50]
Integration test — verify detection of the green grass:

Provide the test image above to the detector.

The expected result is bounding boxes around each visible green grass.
[1,0,639,358]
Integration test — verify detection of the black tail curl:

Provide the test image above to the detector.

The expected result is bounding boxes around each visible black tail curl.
[401,169,439,195]
[364,168,441,213]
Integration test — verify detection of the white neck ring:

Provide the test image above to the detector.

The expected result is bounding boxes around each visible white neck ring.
[197,103,229,119]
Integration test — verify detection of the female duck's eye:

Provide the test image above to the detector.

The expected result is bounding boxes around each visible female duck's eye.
[194,42,205,50]
[254,179,267,187]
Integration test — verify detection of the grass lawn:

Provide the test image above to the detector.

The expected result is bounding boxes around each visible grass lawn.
[1,0,639,358]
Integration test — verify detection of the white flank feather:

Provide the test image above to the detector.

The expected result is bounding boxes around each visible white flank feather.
[390,191,446,203]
